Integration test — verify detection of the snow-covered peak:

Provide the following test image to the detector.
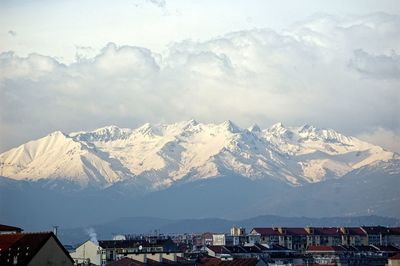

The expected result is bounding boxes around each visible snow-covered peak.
[220,120,241,133]
[248,124,261,133]
[135,123,159,137]
[72,125,132,142]
[295,125,352,144]
[0,120,397,191]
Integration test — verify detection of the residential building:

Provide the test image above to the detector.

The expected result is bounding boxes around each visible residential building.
[388,228,400,248]
[201,257,267,266]
[0,232,74,266]
[70,239,102,265]
[212,234,227,246]
[0,224,23,234]
[99,237,178,265]
[250,226,400,250]
[230,226,245,237]
[313,227,342,246]
[249,228,280,246]
[361,226,388,246]
[340,227,368,246]
[277,228,308,250]
[388,253,400,266]
[306,245,349,265]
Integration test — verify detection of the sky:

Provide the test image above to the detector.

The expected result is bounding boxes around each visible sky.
[0,0,399,153]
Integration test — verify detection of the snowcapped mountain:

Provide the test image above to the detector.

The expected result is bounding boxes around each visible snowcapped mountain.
[0,120,397,190]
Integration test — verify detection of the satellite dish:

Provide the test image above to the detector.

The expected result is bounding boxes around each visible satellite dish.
[139,245,143,251]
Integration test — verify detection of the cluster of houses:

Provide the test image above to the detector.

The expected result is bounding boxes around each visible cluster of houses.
[2,223,400,266]
[66,225,400,266]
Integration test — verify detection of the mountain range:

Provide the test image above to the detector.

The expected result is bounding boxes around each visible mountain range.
[0,120,399,229]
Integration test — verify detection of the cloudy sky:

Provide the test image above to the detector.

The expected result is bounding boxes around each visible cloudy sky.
[0,0,399,153]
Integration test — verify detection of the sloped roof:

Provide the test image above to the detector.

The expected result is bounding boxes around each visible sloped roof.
[353,245,378,252]
[106,257,196,266]
[107,257,146,266]
[390,253,400,260]
[251,228,280,236]
[0,224,23,232]
[313,227,342,236]
[361,226,388,235]
[0,232,74,266]
[306,245,346,252]
[284,228,308,236]
[223,246,247,254]
[207,246,230,254]
[202,257,259,266]
[100,238,176,250]
[345,227,366,236]
[373,245,400,252]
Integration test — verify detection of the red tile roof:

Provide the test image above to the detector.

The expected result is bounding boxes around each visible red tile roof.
[284,228,308,236]
[0,224,22,232]
[0,233,24,250]
[390,253,400,260]
[0,232,73,266]
[251,228,280,236]
[106,257,196,266]
[306,245,346,252]
[388,227,400,235]
[313,227,342,236]
[345,227,366,236]
[202,258,259,266]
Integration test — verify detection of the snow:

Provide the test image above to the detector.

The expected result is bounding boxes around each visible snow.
[0,120,397,189]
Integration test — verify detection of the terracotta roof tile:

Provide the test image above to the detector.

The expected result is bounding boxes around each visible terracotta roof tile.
[0,224,23,232]
[251,228,280,236]
[390,253,400,260]
[313,228,342,236]
[0,232,73,266]
[203,258,259,266]
[306,245,346,252]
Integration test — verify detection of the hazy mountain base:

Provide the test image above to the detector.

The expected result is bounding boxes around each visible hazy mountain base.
[1,160,399,234]
[58,214,400,245]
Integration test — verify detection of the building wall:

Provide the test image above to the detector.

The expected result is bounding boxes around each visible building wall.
[213,234,226,246]
[70,240,101,265]
[28,237,73,266]
[388,235,400,247]
[388,259,400,266]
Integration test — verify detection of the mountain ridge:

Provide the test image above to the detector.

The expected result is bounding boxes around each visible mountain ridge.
[0,120,397,191]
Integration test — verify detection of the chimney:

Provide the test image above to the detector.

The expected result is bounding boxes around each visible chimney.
[305,227,314,234]
[53,226,59,236]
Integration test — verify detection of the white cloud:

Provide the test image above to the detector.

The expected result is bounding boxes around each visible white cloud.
[0,51,64,81]
[357,128,400,153]
[349,49,400,79]
[0,13,399,152]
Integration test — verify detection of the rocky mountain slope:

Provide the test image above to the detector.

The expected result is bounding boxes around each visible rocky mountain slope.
[0,120,397,191]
